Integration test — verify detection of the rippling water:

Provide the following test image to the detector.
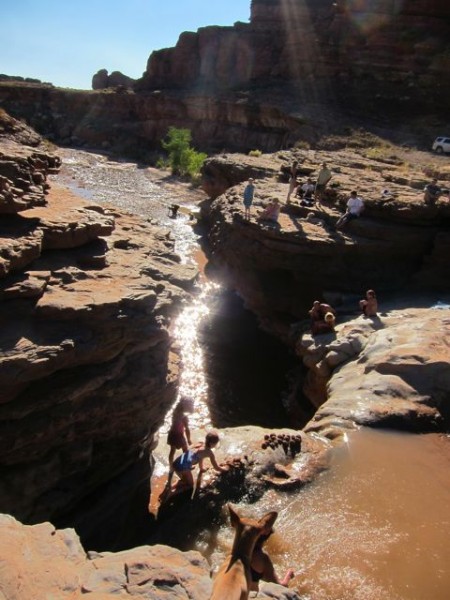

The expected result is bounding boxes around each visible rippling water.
[53,149,450,600]
[207,429,450,600]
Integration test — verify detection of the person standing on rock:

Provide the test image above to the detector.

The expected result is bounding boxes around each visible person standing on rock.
[314,162,332,205]
[286,160,299,204]
[167,397,194,469]
[243,178,255,220]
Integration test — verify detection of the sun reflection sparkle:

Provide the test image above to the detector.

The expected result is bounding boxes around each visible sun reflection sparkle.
[161,280,221,434]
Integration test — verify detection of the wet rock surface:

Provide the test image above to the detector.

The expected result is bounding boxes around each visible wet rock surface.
[298,305,450,437]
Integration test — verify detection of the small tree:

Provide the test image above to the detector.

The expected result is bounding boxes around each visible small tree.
[161,127,206,179]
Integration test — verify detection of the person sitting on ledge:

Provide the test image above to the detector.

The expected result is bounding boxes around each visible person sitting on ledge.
[297,177,315,206]
[309,300,336,335]
[359,289,378,317]
[335,191,364,229]
[258,198,281,224]
[423,179,441,206]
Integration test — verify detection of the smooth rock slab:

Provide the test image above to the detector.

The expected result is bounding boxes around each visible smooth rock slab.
[304,306,450,436]
[0,514,212,600]
[22,186,115,249]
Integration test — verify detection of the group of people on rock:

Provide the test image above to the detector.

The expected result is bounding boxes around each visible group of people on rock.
[309,289,378,335]
[242,161,450,234]
[242,161,362,229]
[164,397,227,493]
[161,395,295,591]
[287,161,332,206]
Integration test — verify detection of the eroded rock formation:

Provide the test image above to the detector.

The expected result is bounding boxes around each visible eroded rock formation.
[201,148,450,338]
[92,68,136,90]
[0,514,213,600]
[0,112,197,545]
[298,306,450,437]
[200,147,450,433]
[140,0,450,109]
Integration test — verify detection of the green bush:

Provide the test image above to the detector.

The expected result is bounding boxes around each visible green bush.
[248,149,262,157]
[161,127,207,178]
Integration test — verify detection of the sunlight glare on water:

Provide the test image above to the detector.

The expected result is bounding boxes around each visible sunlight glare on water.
[165,280,222,433]
[207,429,450,600]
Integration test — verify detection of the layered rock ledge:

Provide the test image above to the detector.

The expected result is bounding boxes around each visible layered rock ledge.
[299,305,450,437]
[202,147,450,336]
[0,116,197,543]
[200,147,450,434]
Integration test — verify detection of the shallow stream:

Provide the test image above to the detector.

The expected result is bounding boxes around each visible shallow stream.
[52,148,450,600]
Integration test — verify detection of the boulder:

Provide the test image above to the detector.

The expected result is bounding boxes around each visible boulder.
[0,514,212,600]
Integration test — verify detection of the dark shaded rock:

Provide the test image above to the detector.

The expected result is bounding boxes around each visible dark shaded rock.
[0,113,197,544]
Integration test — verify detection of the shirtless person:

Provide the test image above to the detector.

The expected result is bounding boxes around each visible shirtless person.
[359,289,378,317]
[172,430,228,491]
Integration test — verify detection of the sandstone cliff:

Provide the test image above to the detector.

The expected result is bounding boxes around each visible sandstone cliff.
[0,113,197,546]
[140,0,450,116]
[299,306,450,436]
[199,146,450,430]
[0,1,449,158]
[202,147,450,328]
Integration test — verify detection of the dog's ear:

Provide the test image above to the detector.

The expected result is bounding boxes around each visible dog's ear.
[228,504,241,528]
[259,511,278,531]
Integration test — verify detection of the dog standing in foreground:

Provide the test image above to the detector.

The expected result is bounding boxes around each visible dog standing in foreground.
[210,504,278,600]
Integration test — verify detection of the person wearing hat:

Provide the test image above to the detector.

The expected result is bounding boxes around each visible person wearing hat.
[243,177,255,219]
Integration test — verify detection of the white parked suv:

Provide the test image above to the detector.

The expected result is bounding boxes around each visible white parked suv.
[432,136,450,154]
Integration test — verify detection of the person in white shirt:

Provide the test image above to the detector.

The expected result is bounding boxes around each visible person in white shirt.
[336,191,364,228]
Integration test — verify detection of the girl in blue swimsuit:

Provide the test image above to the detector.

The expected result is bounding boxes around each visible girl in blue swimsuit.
[173,430,227,490]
